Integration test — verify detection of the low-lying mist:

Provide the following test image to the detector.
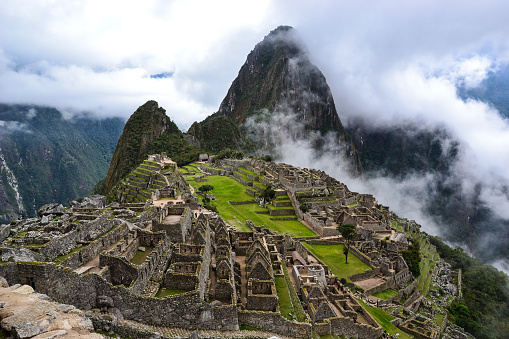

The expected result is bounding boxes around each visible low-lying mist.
[245,106,509,275]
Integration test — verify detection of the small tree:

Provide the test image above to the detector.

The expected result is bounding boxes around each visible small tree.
[336,223,357,264]
[198,184,214,194]
[260,185,276,204]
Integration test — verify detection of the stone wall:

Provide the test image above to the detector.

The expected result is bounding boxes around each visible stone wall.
[365,280,389,295]
[62,223,129,269]
[349,245,374,267]
[329,315,382,339]
[294,241,309,261]
[152,206,191,243]
[199,166,231,176]
[230,174,253,187]
[268,208,294,216]
[0,225,10,243]
[380,279,417,306]
[39,215,123,260]
[303,214,325,236]
[237,310,311,338]
[348,270,375,282]
[39,229,80,260]
[0,262,239,330]
[228,200,257,205]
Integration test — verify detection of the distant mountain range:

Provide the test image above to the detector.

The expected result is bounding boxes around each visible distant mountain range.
[0,104,124,222]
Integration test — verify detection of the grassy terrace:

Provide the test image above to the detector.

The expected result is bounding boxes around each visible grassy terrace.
[239,167,258,176]
[302,243,371,281]
[356,299,412,339]
[267,204,295,211]
[372,288,398,300]
[53,244,87,264]
[131,246,154,265]
[252,181,267,190]
[234,170,253,182]
[281,262,307,322]
[155,288,187,298]
[417,235,439,296]
[275,275,294,320]
[184,173,315,236]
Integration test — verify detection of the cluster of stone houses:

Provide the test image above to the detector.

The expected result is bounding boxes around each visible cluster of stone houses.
[0,155,464,339]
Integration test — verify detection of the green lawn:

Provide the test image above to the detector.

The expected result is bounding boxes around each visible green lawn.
[356,299,412,339]
[302,243,371,280]
[372,288,398,300]
[275,276,294,320]
[238,167,259,177]
[155,288,187,298]
[185,174,315,236]
[131,246,154,265]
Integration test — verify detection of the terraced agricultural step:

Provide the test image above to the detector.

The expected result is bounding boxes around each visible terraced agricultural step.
[136,167,154,175]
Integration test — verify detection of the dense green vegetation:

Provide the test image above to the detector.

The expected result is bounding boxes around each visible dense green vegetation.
[187,116,243,153]
[400,238,421,277]
[211,148,244,162]
[0,104,124,218]
[429,236,509,339]
[101,101,201,196]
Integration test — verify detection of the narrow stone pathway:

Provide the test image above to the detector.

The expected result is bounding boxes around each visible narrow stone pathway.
[236,255,247,308]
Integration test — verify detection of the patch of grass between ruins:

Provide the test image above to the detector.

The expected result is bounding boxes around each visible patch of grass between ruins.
[53,244,87,265]
[371,288,398,300]
[302,243,371,281]
[282,262,307,322]
[275,275,294,320]
[239,324,261,331]
[131,246,154,265]
[96,331,131,339]
[356,299,413,339]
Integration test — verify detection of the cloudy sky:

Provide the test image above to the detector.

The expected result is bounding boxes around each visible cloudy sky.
[2,1,509,269]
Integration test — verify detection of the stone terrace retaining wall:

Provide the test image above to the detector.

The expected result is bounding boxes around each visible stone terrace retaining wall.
[380,279,417,306]
[348,270,376,282]
[349,245,374,267]
[228,200,257,205]
[199,166,231,176]
[0,263,239,331]
[230,174,253,187]
[329,315,382,339]
[303,214,325,236]
[62,223,130,269]
[237,310,311,338]
[39,217,123,260]
[305,238,342,245]
[268,208,294,216]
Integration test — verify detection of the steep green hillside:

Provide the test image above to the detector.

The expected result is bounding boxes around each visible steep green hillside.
[187,115,243,153]
[101,100,200,196]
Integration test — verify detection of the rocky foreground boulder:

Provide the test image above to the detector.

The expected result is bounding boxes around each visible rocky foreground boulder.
[0,277,103,338]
